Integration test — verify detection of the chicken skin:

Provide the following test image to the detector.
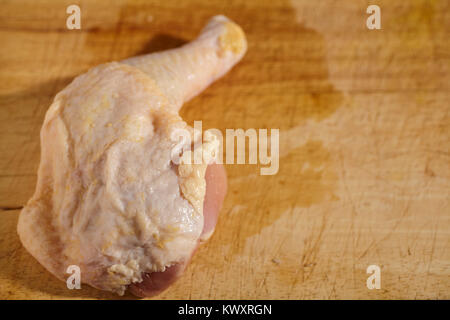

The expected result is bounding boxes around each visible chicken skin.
[17,15,246,296]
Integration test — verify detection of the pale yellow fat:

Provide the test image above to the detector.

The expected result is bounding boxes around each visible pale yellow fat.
[219,21,246,55]
[178,132,220,216]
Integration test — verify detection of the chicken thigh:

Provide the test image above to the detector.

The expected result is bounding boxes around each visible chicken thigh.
[17,15,246,296]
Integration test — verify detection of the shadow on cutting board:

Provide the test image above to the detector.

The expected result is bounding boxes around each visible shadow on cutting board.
[185,6,344,271]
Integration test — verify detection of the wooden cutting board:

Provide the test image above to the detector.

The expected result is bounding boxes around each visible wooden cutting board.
[0,0,448,299]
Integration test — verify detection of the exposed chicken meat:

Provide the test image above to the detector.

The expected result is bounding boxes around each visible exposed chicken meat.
[17,15,246,296]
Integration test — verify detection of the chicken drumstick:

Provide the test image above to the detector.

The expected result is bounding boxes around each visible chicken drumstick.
[17,15,246,296]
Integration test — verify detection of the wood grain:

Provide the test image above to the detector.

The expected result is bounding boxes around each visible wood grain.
[0,0,449,299]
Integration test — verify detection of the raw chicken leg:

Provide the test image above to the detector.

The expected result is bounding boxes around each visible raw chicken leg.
[17,15,246,296]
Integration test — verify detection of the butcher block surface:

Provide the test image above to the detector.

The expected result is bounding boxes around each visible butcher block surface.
[0,0,449,299]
